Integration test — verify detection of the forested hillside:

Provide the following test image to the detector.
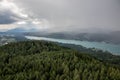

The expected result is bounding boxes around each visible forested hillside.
[59,43,120,65]
[0,41,120,80]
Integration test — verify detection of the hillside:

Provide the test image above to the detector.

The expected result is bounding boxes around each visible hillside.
[59,43,120,65]
[0,41,120,80]
[25,31,120,44]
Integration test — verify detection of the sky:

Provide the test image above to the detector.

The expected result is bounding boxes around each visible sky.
[0,0,120,33]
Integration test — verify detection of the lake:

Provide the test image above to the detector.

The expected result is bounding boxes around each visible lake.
[25,36,120,55]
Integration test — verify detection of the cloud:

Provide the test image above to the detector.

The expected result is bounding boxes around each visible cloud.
[0,24,16,32]
[14,0,120,33]
[0,0,50,31]
[0,0,120,33]
[0,0,28,24]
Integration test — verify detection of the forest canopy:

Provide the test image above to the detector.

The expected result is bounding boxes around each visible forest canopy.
[0,41,120,80]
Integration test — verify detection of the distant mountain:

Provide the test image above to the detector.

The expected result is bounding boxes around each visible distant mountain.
[7,27,38,33]
[25,31,120,44]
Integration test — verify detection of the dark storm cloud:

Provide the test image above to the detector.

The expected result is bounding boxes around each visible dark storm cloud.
[0,0,28,24]
[0,10,18,24]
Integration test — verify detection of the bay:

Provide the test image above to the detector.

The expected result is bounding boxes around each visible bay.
[25,36,120,55]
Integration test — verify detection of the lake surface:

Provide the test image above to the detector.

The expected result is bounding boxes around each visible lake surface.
[25,36,120,55]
